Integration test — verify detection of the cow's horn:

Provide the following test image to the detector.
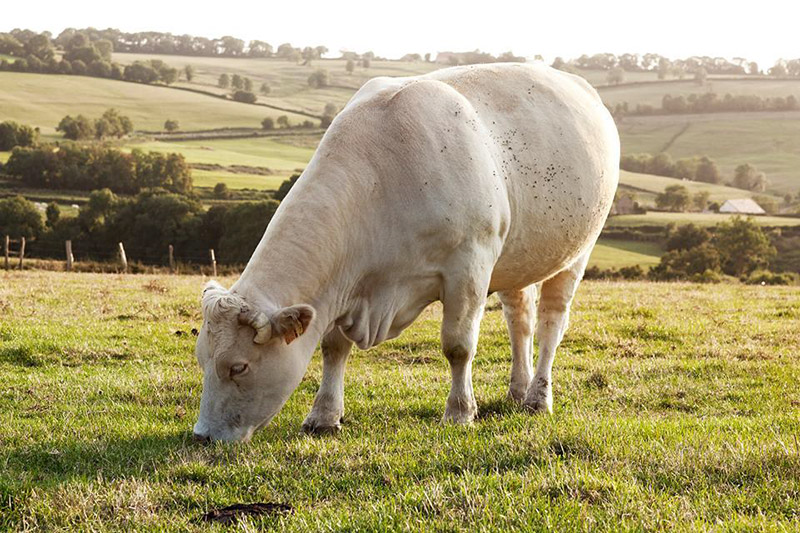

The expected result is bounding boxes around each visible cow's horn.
[239,309,272,344]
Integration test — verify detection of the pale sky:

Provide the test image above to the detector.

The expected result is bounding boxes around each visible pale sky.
[5,0,798,67]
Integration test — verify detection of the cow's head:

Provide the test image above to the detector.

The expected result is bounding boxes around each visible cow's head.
[192,281,316,442]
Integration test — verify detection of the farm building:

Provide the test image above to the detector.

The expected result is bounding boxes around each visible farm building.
[719,198,766,215]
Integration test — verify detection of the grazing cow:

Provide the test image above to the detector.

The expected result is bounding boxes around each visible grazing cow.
[193,63,619,442]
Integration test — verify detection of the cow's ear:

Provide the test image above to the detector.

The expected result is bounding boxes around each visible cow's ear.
[271,305,315,344]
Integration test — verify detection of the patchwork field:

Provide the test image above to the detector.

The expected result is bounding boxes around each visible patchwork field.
[607,212,800,227]
[0,72,309,133]
[1,272,798,530]
[588,238,662,269]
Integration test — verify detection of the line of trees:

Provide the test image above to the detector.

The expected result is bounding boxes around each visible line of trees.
[0,189,280,266]
[3,144,192,195]
[621,153,723,184]
[611,93,799,117]
[57,109,134,140]
[0,121,38,150]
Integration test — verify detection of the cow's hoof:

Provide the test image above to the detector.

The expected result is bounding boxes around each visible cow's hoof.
[301,421,341,436]
[522,397,553,415]
[443,400,478,425]
[507,386,527,404]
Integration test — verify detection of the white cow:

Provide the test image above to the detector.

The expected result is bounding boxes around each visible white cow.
[193,63,619,442]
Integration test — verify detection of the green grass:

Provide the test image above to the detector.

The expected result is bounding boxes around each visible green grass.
[0,151,9,164]
[618,114,800,195]
[608,211,800,227]
[1,272,799,530]
[191,169,287,190]
[588,238,663,269]
[0,72,310,133]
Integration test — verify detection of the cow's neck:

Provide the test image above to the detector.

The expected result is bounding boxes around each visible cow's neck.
[234,164,356,327]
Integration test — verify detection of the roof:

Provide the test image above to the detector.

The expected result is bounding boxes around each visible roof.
[719,198,766,215]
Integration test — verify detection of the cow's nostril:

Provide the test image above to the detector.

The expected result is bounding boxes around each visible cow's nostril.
[192,432,211,444]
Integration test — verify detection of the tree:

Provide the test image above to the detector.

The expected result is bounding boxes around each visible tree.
[218,73,230,88]
[274,173,301,201]
[346,59,355,74]
[425,53,431,62]
[0,121,37,150]
[218,200,280,263]
[260,82,271,95]
[714,217,776,276]
[164,119,180,132]
[184,64,194,82]
[231,74,244,89]
[94,39,113,61]
[307,68,329,88]
[261,117,274,130]
[748,62,759,75]
[57,115,94,140]
[213,182,230,199]
[45,202,60,228]
[694,67,708,85]
[692,190,711,211]
[666,223,711,251]
[231,90,257,103]
[276,115,290,128]
[655,185,690,212]
[0,195,44,239]
[243,77,253,92]
[695,156,722,184]
[94,109,133,139]
[362,57,371,68]
[733,163,768,192]
[649,243,721,281]
[607,66,625,85]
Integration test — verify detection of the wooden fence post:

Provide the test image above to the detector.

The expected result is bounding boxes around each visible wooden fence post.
[3,235,8,270]
[209,249,217,277]
[118,242,128,273]
[65,240,74,272]
[168,244,175,274]
[17,237,25,270]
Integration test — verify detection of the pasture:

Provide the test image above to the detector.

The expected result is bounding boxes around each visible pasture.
[1,271,798,530]
[618,113,800,194]
[607,212,800,228]
[588,239,662,269]
[0,72,309,133]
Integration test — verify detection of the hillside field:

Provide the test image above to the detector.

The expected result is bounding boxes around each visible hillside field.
[588,238,662,269]
[618,113,800,194]
[607,212,800,227]
[1,272,798,530]
[0,72,310,133]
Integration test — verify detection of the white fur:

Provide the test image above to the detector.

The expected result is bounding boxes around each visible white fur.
[193,63,619,441]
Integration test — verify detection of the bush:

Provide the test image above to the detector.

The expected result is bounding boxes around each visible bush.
[261,117,274,130]
[231,90,257,104]
[665,224,711,251]
[213,182,230,199]
[307,68,329,88]
[649,243,721,281]
[742,270,795,286]
[164,119,180,132]
[714,216,776,276]
[274,173,301,201]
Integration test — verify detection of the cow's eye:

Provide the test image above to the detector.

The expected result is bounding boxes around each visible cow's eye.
[230,363,249,377]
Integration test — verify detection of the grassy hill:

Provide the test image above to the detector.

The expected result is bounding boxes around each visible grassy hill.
[588,238,662,269]
[618,114,800,194]
[2,272,799,530]
[0,72,310,133]
[113,53,439,116]
[618,169,783,206]
[607,212,800,227]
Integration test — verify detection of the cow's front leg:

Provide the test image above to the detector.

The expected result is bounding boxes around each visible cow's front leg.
[440,262,492,424]
[302,327,353,434]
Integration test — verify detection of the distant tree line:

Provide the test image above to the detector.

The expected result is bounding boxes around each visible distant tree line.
[0,30,178,85]
[3,144,192,195]
[610,93,799,118]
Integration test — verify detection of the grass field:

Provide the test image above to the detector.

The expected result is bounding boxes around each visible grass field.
[1,272,798,530]
[113,53,440,115]
[598,78,800,108]
[607,212,800,227]
[588,238,662,269]
[618,113,800,195]
[0,72,310,133]
[617,170,782,207]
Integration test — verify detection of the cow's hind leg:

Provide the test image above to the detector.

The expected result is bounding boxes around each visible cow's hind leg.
[302,327,353,434]
[440,255,494,424]
[498,285,538,403]
[524,252,591,414]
